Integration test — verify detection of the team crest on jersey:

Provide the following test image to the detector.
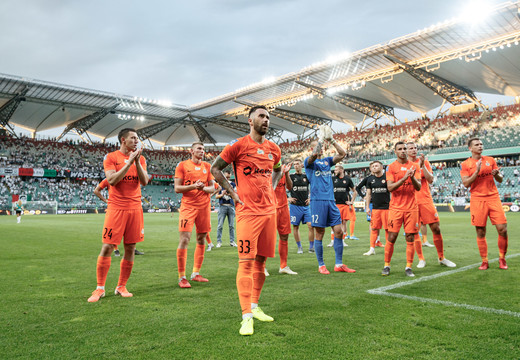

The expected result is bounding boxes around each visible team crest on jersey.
[203,169,207,174]
[324,161,328,166]
[257,149,264,155]
[486,162,490,166]
[343,180,346,184]
[382,180,386,184]
[124,159,129,164]
[268,153,273,160]
[303,178,307,182]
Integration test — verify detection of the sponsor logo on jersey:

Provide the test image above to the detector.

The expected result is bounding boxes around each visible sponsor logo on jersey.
[257,149,264,155]
[195,167,201,170]
[401,167,407,171]
[314,170,331,177]
[243,166,272,176]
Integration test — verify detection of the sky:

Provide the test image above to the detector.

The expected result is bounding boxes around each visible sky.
[0,0,515,139]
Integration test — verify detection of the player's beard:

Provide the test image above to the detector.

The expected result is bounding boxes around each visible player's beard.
[254,122,268,136]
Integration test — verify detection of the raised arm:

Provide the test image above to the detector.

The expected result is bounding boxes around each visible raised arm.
[307,141,322,166]
[330,140,346,165]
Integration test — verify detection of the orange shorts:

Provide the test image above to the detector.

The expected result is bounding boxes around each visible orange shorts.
[470,199,507,227]
[276,206,292,235]
[337,204,356,221]
[418,202,439,225]
[388,209,419,234]
[178,203,211,233]
[370,209,388,230]
[102,208,144,245]
[236,213,276,259]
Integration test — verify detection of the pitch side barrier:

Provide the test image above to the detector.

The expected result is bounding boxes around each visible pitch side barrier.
[350,202,519,213]
[0,208,175,215]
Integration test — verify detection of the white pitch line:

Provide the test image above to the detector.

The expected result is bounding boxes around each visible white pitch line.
[367,253,520,318]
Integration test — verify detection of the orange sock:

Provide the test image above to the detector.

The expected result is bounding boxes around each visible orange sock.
[406,241,415,268]
[476,237,488,261]
[252,260,266,304]
[177,248,187,278]
[114,245,118,250]
[422,234,427,244]
[498,235,508,259]
[433,234,444,260]
[370,230,378,248]
[236,260,254,314]
[414,234,424,261]
[117,259,134,287]
[96,256,111,287]
[193,244,205,273]
[349,221,355,237]
[279,239,288,269]
[384,241,395,266]
[206,233,212,244]
[331,231,334,241]
[384,230,389,244]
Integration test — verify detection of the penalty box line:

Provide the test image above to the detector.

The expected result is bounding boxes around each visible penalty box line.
[367,253,520,318]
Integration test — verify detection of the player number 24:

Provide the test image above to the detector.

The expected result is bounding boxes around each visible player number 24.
[103,227,113,239]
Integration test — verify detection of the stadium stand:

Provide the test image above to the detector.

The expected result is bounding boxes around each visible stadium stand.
[1,103,519,211]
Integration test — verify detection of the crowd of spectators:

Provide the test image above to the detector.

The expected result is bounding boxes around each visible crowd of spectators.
[1,102,520,209]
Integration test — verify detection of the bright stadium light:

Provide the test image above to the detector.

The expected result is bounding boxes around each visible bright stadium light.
[458,1,494,24]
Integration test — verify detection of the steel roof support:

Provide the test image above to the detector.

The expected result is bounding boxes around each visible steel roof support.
[295,81,396,121]
[233,99,330,130]
[0,87,29,137]
[384,54,483,107]
[57,104,119,142]
[136,115,189,140]
[188,115,217,144]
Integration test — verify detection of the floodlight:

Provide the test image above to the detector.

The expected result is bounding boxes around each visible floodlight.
[458,1,493,24]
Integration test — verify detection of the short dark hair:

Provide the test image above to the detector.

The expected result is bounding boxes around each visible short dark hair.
[394,141,405,149]
[248,105,268,118]
[118,128,136,144]
[369,160,383,166]
[468,137,480,147]
[191,142,204,148]
[224,169,231,174]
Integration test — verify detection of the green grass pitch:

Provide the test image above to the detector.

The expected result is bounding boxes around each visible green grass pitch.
[1,212,519,359]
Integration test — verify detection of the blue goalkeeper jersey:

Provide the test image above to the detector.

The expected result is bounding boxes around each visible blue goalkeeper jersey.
[304,156,334,201]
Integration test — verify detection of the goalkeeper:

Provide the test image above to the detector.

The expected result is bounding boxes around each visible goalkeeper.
[304,125,356,275]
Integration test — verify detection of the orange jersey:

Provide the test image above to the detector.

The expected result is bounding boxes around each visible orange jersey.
[174,159,214,207]
[275,175,288,208]
[219,135,281,216]
[386,160,420,211]
[103,150,146,210]
[98,178,109,190]
[460,156,500,200]
[411,159,433,205]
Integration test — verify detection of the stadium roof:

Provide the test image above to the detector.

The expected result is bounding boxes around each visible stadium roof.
[1,1,520,146]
